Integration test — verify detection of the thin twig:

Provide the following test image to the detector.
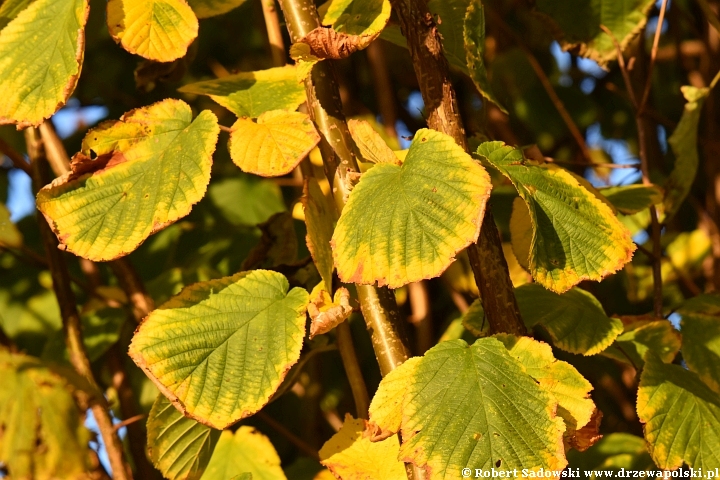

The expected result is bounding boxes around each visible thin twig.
[109,258,155,322]
[256,411,320,460]
[696,0,720,37]
[0,137,31,175]
[39,121,70,175]
[335,321,370,418]
[113,414,146,432]
[260,0,286,67]
[543,157,641,169]
[601,25,639,108]
[638,0,670,114]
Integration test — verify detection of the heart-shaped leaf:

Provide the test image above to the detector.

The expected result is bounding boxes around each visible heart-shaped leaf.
[201,427,286,480]
[129,270,309,429]
[36,99,219,262]
[333,128,492,288]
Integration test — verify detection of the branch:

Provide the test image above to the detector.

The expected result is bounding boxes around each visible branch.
[638,0,670,114]
[109,258,155,322]
[25,127,133,480]
[0,137,31,176]
[335,322,370,418]
[260,0,286,67]
[256,411,320,460]
[389,0,526,336]
[696,0,720,37]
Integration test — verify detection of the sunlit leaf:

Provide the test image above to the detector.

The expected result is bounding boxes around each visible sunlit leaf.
[187,0,247,18]
[201,427,287,479]
[367,357,421,440]
[534,0,655,66]
[567,433,655,475]
[308,282,352,338]
[107,0,198,62]
[319,415,406,480]
[129,270,308,429]
[477,141,635,293]
[0,203,22,247]
[348,119,400,165]
[229,110,320,177]
[302,177,336,287]
[677,294,720,394]
[599,184,663,215]
[0,0,31,29]
[179,66,306,118]
[637,353,720,470]
[369,338,567,473]
[0,0,88,127]
[0,350,92,479]
[665,86,710,220]
[515,283,623,355]
[147,394,221,480]
[333,129,492,288]
[37,99,219,262]
[601,316,681,367]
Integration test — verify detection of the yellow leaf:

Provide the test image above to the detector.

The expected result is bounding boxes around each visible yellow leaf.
[348,119,400,165]
[367,357,421,440]
[307,282,352,338]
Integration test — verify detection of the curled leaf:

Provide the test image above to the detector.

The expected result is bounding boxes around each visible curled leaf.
[308,284,352,338]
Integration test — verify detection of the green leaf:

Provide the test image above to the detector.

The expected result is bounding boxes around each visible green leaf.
[319,415,406,480]
[147,394,221,480]
[599,184,663,215]
[0,350,92,479]
[129,270,309,429]
[201,427,287,480]
[515,283,624,355]
[333,128,492,288]
[0,202,22,248]
[637,353,720,470]
[41,307,126,362]
[302,178,336,287]
[427,0,468,73]
[368,338,567,473]
[107,0,199,62]
[567,433,655,474]
[348,119,400,165]
[208,175,286,227]
[664,86,710,220]
[0,0,88,127]
[179,66,306,118]
[601,317,681,367]
[534,0,655,66]
[477,141,635,293]
[677,294,720,394]
[187,0,247,18]
[461,298,489,337]
[228,110,320,177]
[36,99,219,262]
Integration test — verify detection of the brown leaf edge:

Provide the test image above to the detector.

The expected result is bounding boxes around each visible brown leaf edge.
[127,271,307,430]
[297,26,377,60]
[0,0,90,129]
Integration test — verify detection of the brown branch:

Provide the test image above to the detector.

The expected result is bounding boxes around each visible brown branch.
[697,0,720,37]
[366,41,399,138]
[389,0,525,336]
[109,258,155,322]
[39,121,70,176]
[25,127,133,480]
[260,0,286,67]
[0,136,31,175]
[256,411,320,460]
[335,321,370,418]
[638,0,670,114]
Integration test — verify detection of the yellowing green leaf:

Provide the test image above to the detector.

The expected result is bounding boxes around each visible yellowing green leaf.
[187,0,247,18]
[516,283,624,355]
[0,350,92,480]
[369,339,567,474]
[36,99,219,262]
[0,0,31,29]
[129,270,309,429]
[637,353,720,470]
[201,427,287,480]
[496,335,595,437]
[367,356,421,440]
[302,178,336,287]
[461,298,489,337]
[599,184,663,215]
[229,110,320,177]
[348,119,400,165]
[0,203,22,248]
[107,0,198,62]
[601,317,681,367]
[179,66,306,118]
[147,394,221,480]
[319,415,406,480]
[0,0,88,127]
[665,86,710,220]
[677,294,720,394]
[333,129,492,288]
[477,141,635,293]
[509,196,532,270]
[535,0,655,66]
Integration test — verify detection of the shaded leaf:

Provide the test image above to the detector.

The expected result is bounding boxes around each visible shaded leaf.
[0,203,22,247]
[534,0,655,66]
[41,307,126,362]
[0,350,92,480]
[599,184,663,215]
[208,175,286,227]
[319,415,406,480]
[241,212,298,270]
[516,283,623,355]
[637,353,720,470]
[129,270,309,429]
[348,119,400,165]
[302,177,336,287]
[601,316,681,367]
[509,196,532,270]
[0,0,88,127]
[566,433,655,475]
[368,338,567,474]
[461,298,489,337]
[229,110,320,177]
[333,129,491,288]
[187,0,247,18]
[478,141,635,293]
[677,294,720,394]
[37,99,219,262]
[147,394,221,480]
[201,427,286,479]
[665,86,710,220]
[179,66,306,118]
[108,0,198,62]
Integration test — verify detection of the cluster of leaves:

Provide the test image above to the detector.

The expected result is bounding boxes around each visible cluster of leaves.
[1,0,719,478]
